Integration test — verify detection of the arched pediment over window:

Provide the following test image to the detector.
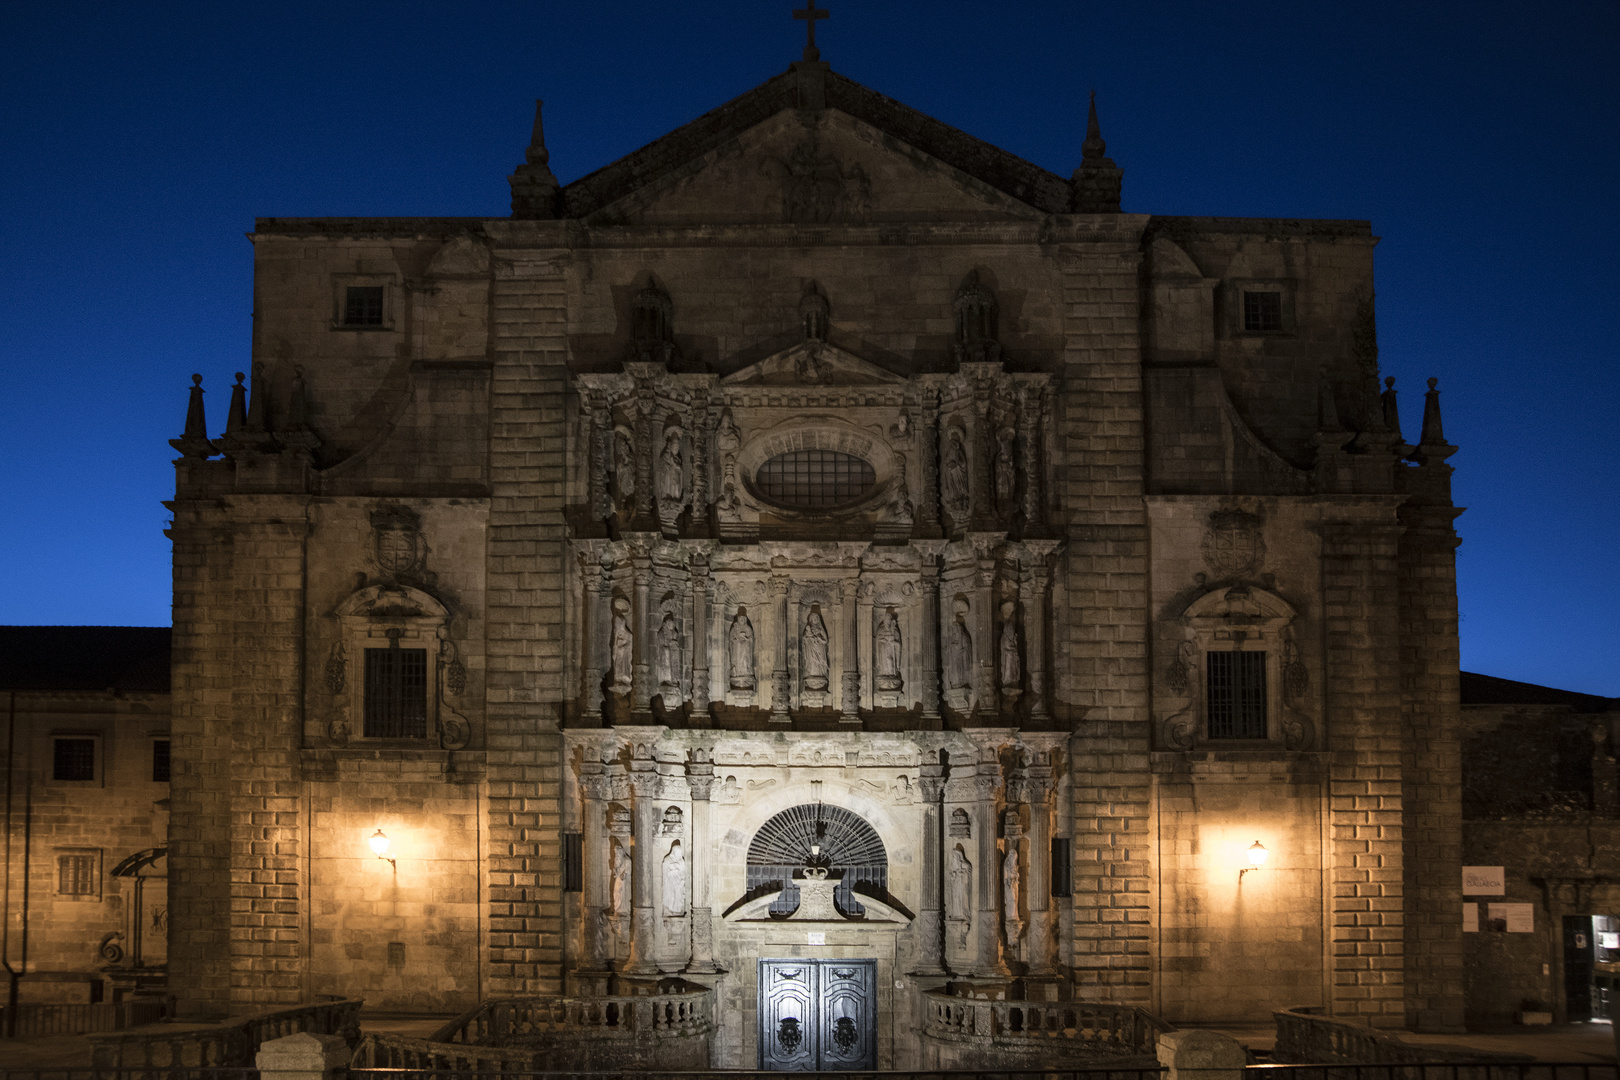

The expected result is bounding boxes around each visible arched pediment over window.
[334,583,449,621]
[1181,584,1295,629]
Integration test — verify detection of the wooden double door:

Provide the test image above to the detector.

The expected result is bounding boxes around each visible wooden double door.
[757,958,877,1070]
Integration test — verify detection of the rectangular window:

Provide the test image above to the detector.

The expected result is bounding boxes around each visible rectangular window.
[1208,650,1267,738]
[344,285,385,326]
[1243,290,1283,332]
[1050,837,1073,898]
[58,852,98,896]
[563,832,583,893]
[152,740,171,783]
[53,738,96,781]
[363,648,428,738]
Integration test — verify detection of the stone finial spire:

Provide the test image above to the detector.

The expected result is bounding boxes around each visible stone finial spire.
[170,374,217,458]
[509,99,562,220]
[1419,377,1445,446]
[224,371,248,435]
[1069,92,1123,213]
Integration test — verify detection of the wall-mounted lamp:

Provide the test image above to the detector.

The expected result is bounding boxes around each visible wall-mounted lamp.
[369,829,396,869]
[1238,840,1268,882]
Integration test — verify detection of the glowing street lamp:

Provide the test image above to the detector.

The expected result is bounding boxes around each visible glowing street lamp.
[369,829,396,868]
[1239,840,1268,882]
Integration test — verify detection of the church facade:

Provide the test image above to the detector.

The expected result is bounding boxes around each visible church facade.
[162,50,1466,1062]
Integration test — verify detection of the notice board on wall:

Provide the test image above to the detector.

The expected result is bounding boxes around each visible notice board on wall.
[1484,903,1535,932]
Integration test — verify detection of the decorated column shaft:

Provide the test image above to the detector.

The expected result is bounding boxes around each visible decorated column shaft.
[626,746,660,974]
[686,751,717,973]
[916,760,947,974]
[1025,753,1055,976]
[579,751,609,969]
[770,574,791,723]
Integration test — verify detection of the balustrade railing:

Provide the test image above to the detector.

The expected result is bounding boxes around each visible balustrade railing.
[0,998,167,1038]
[428,991,713,1048]
[1273,1008,1532,1067]
[84,997,361,1069]
[924,992,1173,1057]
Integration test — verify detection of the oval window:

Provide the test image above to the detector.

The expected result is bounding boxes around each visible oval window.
[755,450,877,509]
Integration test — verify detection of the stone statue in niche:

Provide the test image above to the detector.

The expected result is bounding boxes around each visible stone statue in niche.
[994,427,1017,510]
[945,601,974,696]
[801,607,830,692]
[1002,843,1021,940]
[661,841,687,917]
[941,429,970,521]
[609,840,630,916]
[947,847,973,946]
[729,608,757,690]
[889,454,915,524]
[655,612,682,696]
[612,429,636,510]
[610,597,634,693]
[874,607,903,692]
[656,427,684,519]
[998,600,1021,700]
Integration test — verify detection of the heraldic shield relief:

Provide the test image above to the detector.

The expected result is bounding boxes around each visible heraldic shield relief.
[371,504,426,578]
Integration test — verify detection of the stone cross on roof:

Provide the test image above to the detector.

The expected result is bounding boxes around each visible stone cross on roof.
[794,0,829,61]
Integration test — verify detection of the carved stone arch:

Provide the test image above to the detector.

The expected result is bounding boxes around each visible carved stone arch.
[329,582,456,748]
[735,416,897,516]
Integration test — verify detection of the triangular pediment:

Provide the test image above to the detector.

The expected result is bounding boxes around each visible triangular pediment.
[563,67,1070,226]
[720,340,907,387]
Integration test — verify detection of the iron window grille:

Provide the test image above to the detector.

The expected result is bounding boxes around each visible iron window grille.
[747,803,887,916]
[53,738,96,781]
[1207,650,1267,738]
[58,852,98,896]
[363,647,428,738]
[344,286,385,326]
[755,450,877,509]
[1243,290,1283,332]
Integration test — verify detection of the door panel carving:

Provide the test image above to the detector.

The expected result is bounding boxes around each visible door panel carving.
[758,958,877,1071]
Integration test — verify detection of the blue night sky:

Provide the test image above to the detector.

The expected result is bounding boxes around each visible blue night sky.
[1,2,1615,695]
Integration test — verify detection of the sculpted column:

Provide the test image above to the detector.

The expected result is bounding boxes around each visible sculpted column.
[840,578,861,723]
[1024,747,1057,983]
[579,749,610,972]
[972,546,999,721]
[915,759,947,974]
[587,391,613,524]
[918,542,945,725]
[685,749,718,973]
[919,388,941,535]
[1023,541,1060,721]
[626,744,661,975]
[972,737,1004,975]
[770,575,791,724]
[631,547,654,721]
[580,546,607,724]
[690,551,712,715]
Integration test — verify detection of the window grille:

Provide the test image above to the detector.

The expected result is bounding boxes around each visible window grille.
[152,739,171,783]
[755,450,876,509]
[747,803,887,916]
[1207,650,1267,738]
[344,286,385,326]
[58,852,97,896]
[363,648,428,738]
[1050,837,1073,898]
[1243,290,1283,332]
[53,738,95,781]
[563,832,583,893]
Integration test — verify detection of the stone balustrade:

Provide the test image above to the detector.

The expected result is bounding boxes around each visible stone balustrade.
[1273,1007,1530,1066]
[924,990,1172,1059]
[86,997,361,1069]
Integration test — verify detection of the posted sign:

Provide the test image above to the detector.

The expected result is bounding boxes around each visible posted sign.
[1463,866,1505,895]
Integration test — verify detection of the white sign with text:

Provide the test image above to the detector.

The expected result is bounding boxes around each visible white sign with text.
[1462,866,1505,895]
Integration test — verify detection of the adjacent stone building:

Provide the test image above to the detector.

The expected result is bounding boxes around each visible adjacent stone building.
[154,42,1469,1063]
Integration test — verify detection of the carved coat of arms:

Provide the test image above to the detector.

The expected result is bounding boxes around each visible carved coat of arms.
[1200,508,1265,579]
[371,505,425,577]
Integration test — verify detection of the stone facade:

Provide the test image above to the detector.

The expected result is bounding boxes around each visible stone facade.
[154,56,1469,1053]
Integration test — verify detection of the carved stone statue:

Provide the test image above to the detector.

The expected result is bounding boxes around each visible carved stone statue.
[801,608,829,692]
[729,609,756,690]
[998,600,1021,693]
[612,430,636,509]
[610,597,634,692]
[609,840,630,916]
[994,427,1016,508]
[661,841,687,917]
[945,609,973,691]
[941,430,969,519]
[948,847,972,924]
[1002,843,1020,937]
[875,607,903,691]
[656,427,683,513]
[655,611,681,693]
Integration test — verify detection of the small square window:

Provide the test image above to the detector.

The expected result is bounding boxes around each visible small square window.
[58,852,99,897]
[152,740,171,783]
[53,738,96,782]
[344,286,385,326]
[1208,650,1267,738]
[1243,290,1283,333]
[363,647,428,738]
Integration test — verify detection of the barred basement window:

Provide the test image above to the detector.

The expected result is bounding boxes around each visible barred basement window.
[152,739,171,783]
[58,852,98,897]
[1243,290,1283,332]
[344,285,385,326]
[563,833,583,893]
[53,738,95,781]
[1050,837,1073,898]
[363,648,428,738]
[755,450,876,509]
[1207,650,1267,738]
